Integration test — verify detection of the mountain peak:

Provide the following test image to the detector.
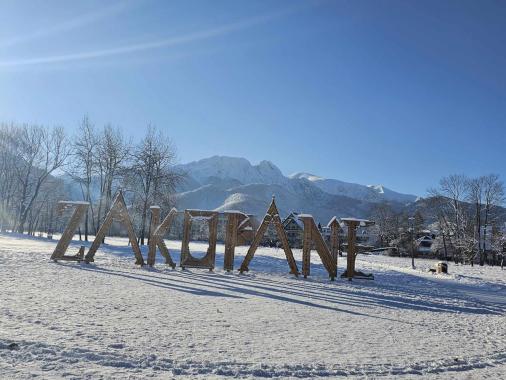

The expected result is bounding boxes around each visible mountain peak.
[176,156,286,186]
[190,155,251,167]
[174,155,419,222]
[368,184,385,194]
[289,172,325,182]
[258,160,276,169]
[177,156,418,205]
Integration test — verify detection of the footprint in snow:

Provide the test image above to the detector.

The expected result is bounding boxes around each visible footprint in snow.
[108,343,125,349]
[0,342,20,350]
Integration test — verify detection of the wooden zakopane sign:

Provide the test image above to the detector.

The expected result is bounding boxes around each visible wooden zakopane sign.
[239,198,299,276]
[50,201,89,262]
[84,191,145,265]
[52,193,375,281]
[299,214,337,280]
[180,210,219,270]
[328,217,341,270]
[223,212,239,272]
[340,218,375,280]
[223,211,250,272]
[147,206,177,268]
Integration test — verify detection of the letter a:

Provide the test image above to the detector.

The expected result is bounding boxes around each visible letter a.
[239,197,299,276]
[85,191,144,265]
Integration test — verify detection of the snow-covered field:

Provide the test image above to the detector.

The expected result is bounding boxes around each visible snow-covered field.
[1,232,505,379]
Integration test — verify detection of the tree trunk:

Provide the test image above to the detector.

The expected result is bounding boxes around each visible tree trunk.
[442,232,448,261]
[482,208,489,266]
[85,209,89,242]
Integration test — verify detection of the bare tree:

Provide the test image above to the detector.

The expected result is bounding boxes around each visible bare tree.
[370,202,399,247]
[425,196,453,260]
[68,116,97,241]
[429,175,471,263]
[13,125,70,233]
[26,176,66,236]
[481,174,504,265]
[126,126,182,245]
[467,176,484,264]
[428,174,506,265]
[95,125,130,232]
[0,124,20,231]
[438,174,468,241]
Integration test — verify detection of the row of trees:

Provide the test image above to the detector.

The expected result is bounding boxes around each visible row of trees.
[429,174,504,266]
[0,124,69,234]
[0,119,183,244]
[372,174,505,266]
[370,203,426,261]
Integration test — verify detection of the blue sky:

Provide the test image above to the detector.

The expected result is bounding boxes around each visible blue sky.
[0,0,505,196]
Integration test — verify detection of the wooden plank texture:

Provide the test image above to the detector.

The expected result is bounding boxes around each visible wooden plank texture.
[224,212,239,272]
[84,191,145,265]
[239,198,299,276]
[50,202,89,261]
[180,210,219,270]
[300,215,337,280]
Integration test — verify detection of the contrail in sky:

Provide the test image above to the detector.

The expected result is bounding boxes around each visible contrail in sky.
[0,1,139,49]
[0,4,311,68]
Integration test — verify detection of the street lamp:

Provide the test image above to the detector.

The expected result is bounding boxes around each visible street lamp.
[408,217,415,269]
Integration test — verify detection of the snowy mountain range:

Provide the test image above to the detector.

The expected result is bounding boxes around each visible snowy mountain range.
[174,156,418,222]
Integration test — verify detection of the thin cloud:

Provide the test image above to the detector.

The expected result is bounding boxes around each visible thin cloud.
[0,0,139,49]
[0,5,306,68]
